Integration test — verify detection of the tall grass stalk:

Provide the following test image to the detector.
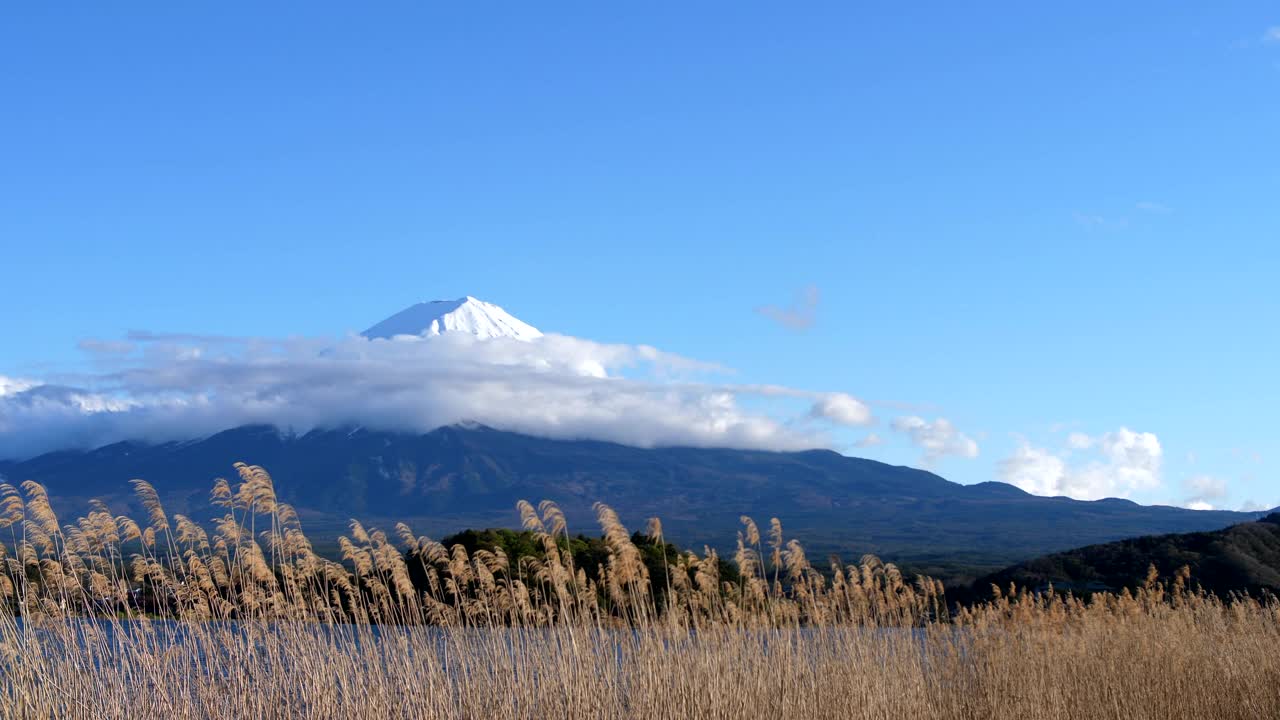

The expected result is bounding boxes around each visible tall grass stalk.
[0,465,1275,718]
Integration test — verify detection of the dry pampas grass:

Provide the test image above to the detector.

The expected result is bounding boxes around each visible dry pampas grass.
[0,465,1275,719]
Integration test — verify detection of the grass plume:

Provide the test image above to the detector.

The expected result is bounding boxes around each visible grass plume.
[0,464,1275,718]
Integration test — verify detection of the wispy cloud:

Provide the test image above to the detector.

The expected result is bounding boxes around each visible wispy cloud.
[1075,201,1171,229]
[0,330,876,459]
[1066,432,1093,450]
[853,432,884,449]
[890,416,979,464]
[1229,447,1264,465]
[1072,212,1129,231]
[755,285,820,331]
[1264,26,1280,43]
[1182,474,1228,510]
[1135,200,1173,214]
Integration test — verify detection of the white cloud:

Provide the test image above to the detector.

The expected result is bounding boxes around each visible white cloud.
[1265,26,1280,43]
[755,285,820,331]
[0,376,38,398]
[1240,500,1277,513]
[890,416,979,462]
[1096,428,1162,489]
[999,443,1069,496]
[0,331,876,459]
[809,393,874,426]
[1186,501,1214,511]
[999,427,1163,500]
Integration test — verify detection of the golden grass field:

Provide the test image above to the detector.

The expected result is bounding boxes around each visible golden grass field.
[0,463,1276,719]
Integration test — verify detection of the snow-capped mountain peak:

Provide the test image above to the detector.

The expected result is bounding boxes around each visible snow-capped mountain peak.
[362,297,542,341]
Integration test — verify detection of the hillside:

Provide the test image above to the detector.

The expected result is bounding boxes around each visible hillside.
[974,513,1280,598]
[0,424,1267,579]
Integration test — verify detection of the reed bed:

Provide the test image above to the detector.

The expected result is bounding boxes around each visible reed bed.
[0,463,1276,719]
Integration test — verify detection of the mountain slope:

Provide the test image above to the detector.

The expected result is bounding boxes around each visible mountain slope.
[362,297,542,341]
[0,425,1266,578]
[974,513,1280,597]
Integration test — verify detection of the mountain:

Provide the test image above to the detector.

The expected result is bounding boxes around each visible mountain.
[362,297,542,341]
[972,513,1280,598]
[0,425,1266,580]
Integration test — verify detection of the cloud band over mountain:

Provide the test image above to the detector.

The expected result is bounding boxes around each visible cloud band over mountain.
[0,330,876,460]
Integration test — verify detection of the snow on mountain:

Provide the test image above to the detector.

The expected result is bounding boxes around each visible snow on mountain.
[361,297,543,341]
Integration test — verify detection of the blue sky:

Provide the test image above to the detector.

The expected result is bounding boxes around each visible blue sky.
[2,4,1278,509]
